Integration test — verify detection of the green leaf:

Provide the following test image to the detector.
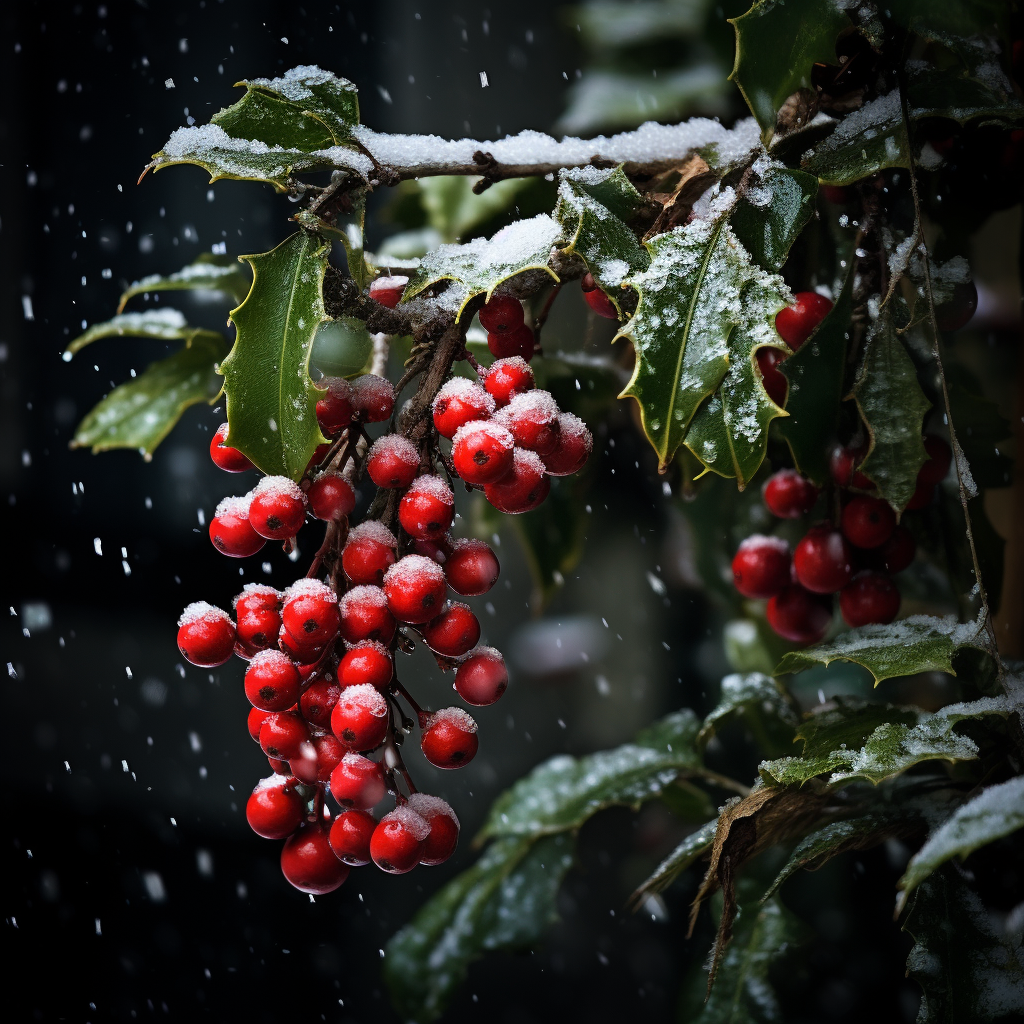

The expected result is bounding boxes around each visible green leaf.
[730,168,818,273]
[221,231,330,479]
[853,307,932,511]
[617,216,789,472]
[384,834,575,1024]
[66,308,217,355]
[729,0,848,140]
[898,775,1024,911]
[697,672,799,755]
[71,333,227,457]
[117,254,252,312]
[478,709,701,840]
[775,613,992,685]
[419,175,535,242]
[776,273,853,483]
[903,868,1024,1024]
[309,317,374,378]
[297,187,372,289]
[632,817,719,901]
[403,214,561,321]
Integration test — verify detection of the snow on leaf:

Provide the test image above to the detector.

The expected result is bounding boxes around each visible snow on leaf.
[117,254,252,312]
[730,165,818,273]
[66,308,195,355]
[697,672,800,754]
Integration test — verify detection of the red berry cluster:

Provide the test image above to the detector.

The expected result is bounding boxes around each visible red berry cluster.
[177,295,593,894]
[756,290,835,406]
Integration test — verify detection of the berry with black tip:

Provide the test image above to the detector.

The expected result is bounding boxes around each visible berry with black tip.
[209,494,265,558]
[259,712,310,761]
[484,357,534,407]
[383,554,448,624]
[249,476,308,540]
[244,650,301,712]
[246,775,304,840]
[407,793,460,866]
[177,602,236,667]
[398,475,455,541]
[478,294,524,334]
[299,676,341,728]
[541,413,593,477]
[370,806,429,874]
[281,579,340,649]
[330,683,390,752]
[339,585,397,645]
[841,496,896,550]
[338,641,394,690]
[367,435,420,489]
[420,603,481,658]
[234,585,282,652]
[351,374,395,423]
[484,448,550,514]
[342,522,398,585]
[421,708,479,768]
[451,420,515,485]
[495,391,561,455]
[432,378,496,439]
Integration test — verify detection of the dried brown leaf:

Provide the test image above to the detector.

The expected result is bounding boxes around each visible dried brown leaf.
[642,156,718,241]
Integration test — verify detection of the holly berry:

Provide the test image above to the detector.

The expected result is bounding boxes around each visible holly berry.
[329,753,387,809]
[451,420,515,485]
[367,435,420,489]
[871,524,916,574]
[244,650,301,712]
[383,554,448,624]
[763,470,818,519]
[369,274,408,309]
[328,808,376,866]
[339,641,394,690]
[249,476,308,540]
[339,585,397,645]
[370,806,430,874]
[841,496,896,549]
[454,646,508,706]
[398,475,455,541]
[421,708,479,768]
[488,323,535,361]
[259,712,310,761]
[484,448,550,513]
[248,706,271,743]
[495,391,561,455]
[305,442,334,476]
[281,579,340,649]
[793,525,854,594]
[905,479,935,510]
[775,292,833,349]
[316,378,355,436]
[542,413,593,476]
[484,356,534,407]
[406,793,460,866]
[330,683,389,752]
[419,603,481,658]
[839,571,901,627]
[351,374,395,423]
[209,494,266,558]
[918,436,952,485]
[267,756,291,775]
[731,535,791,599]
[755,348,788,406]
[209,422,254,472]
[581,272,619,319]
[432,378,496,439]
[246,774,304,840]
[278,624,324,664]
[177,601,236,667]
[830,443,873,490]
[445,539,500,596]
[280,823,350,894]
[478,294,524,334]
[308,472,356,521]
[342,521,398,585]
[234,584,283,652]
[766,585,833,644]
[290,733,345,785]
[299,676,341,728]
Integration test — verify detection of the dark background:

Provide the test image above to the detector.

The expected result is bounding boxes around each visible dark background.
[2,2,935,1022]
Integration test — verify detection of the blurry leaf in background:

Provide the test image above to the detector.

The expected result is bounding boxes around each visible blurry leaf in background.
[945,370,1013,490]
[419,175,536,242]
[697,672,799,758]
[66,308,214,355]
[117,253,252,311]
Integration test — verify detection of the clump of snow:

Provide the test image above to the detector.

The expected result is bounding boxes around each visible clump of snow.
[215,492,253,518]
[405,474,454,504]
[812,89,903,156]
[498,389,560,424]
[511,447,547,476]
[352,373,395,406]
[284,578,336,603]
[249,648,293,671]
[344,639,392,658]
[379,805,431,841]
[340,585,388,613]
[426,707,478,734]
[487,356,533,381]
[384,553,446,586]
[253,475,306,505]
[432,377,494,414]
[246,65,357,104]
[952,437,978,499]
[253,773,293,792]
[178,601,231,627]
[557,412,593,452]
[368,434,418,466]
[346,521,397,548]
[737,534,790,554]
[337,683,388,716]
[406,792,459,827]
[234,583,280,608]
[452,419,514,450]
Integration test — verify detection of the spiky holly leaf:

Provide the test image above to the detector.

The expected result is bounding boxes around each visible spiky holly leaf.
[729,0,848,140]
[65,308,217,355]
[730,167,818,273]
[221,231,330,480]
[117,254,252,312]
[631,817,719,903]
[697,672,800,756]
[402,214,561,321]
[71,333,227,457]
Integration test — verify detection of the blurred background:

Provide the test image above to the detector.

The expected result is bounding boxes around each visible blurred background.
[3,2,1018,1022]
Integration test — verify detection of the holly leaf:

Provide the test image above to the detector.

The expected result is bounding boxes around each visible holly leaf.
[903,868,1024,1024]
[697,672,800,756]
[403,214,561,320]
[419,174,535,242]
[221,231,331,479]
[729,0,848,140]
[297,187,372,289]
[384,834,574,1024]
[897,776,1024,912]
[631,817,719,903]
[117,254,252,312]
[66,308,217,355]
[853,307,932,511]
[71,333,227,457]
[730,167,818,273]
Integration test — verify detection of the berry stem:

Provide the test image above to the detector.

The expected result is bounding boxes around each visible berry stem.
[391,676,430,728]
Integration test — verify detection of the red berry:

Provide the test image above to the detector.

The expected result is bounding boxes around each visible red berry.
[209,494,266,558]
[484,448,551,514]
[234,584,282,652]
[445,539,500,596]
[775,292,833,350]
[248,476,308,540]
[176,602,236,667]
[300,676,341,727]
[829,444,872,489]
[432,378,496,439]
[280,823,349,894]
[277,624,324,665]
[755,348,788,407]
[339,585,397,645]
[369,274,408,309]
[329,808,377,866]
[452,420,515,485]
[267,756,291,774]
[495,390,561,455]
[731,535,791,599]
[351,374,395,423]
[342,522,398,585]
[918,436,952,485]
[793,525,854,593]
[487,323,535,361]
[367,435,420,489]
[209,422,254,472]
[406,793,460,866]
[248,706,271,742]
[308,472,356,521]
[316,378,355,436]
[246,774,304,840]
[581,274,618,319]
[873,525,916,574]
[763,470,818,519]
[542,413,593,477]
[484,357,534,407]
[383,554,448,624]
[841,496,896,549]
[420,603,481,658]
[454,646,508,706]
[330,683,390,751]
[421,707,479,769]
[820,185,850,204]
[329,753,387,809]
[398,475,456,541]
[934,280,977,333]
[370,806,430,874]
[259,712,310,761]
[290,732,346,785]
[244,650,301,712]
[766,585,833,644]
[839,571,901,627]
[339,641,394,690]
[412,535,453,564]
[478,294,524,334]
[905,479,935,510]
[281,579,340,649]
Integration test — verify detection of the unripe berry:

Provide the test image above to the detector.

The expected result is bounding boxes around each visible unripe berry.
[370,806,430,874]
[367,435,420,489]
[246,774,304,840]
[210,422,254,472]
[339,641,394,690]
[766,585,833,644]
[406,793,460,866]
[918,435,952,485]
[484,448,550,513]
[432,378,496,439]
[329,753,387,809]
[755,348,788,406]
[248,706,271,743]
[234,584,282,652]
[330,683,389,752]
[369,274,408,309]
[839,571,901,627]
[542,413,593,477]
[299,676,341,728]
[249,476,308,540]
[177,601,236,667]
[280,823,350,894]
[420,602,481,658]
[384,554,449,624]
[342,521,398,585]
[451,420,515,485]
[763,470,818,519]
[351,374,395,423]
[244,649,301,712]
[454,646,508,706]
[841,496,896,549]
[581,273,618,319]
[478,294,524,334]
[282,579,340,649]
[445,538,500,596]
[329,808,377,866]
[487,323,535,361]
[259,712,310,761]
[210,494,266,558]
[421,707,479,769]
[484,356,534,407]
[495,390,561,455]
[339,585,397,645]
[731,535,791,599]
[398,475,455,540]
[775,292,833,350]
[316,378,354,436]
[308,472,356,521]
[793,525,854,594]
